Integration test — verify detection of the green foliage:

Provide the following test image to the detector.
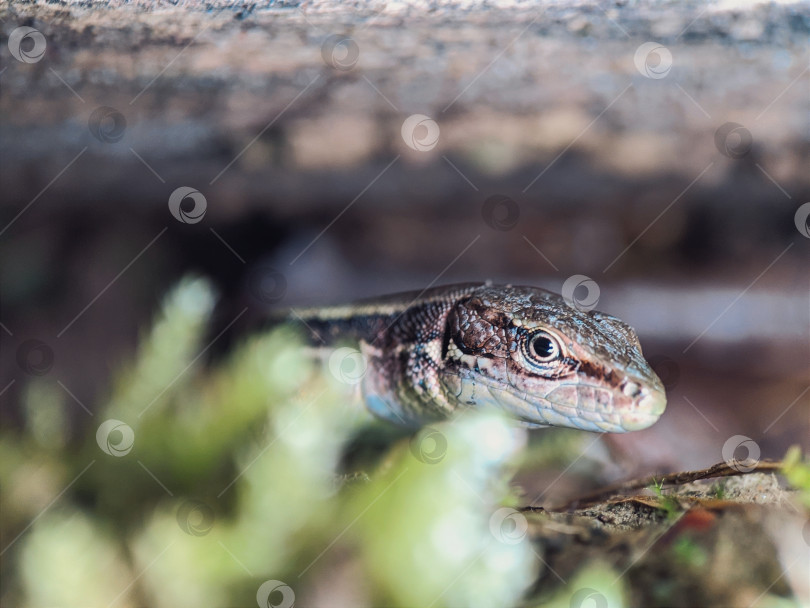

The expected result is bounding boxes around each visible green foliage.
[671,536,708,569]
[351,416,535,608]
[649,477,681,520]
[781,445,810,508]
[532,561,627,608]
[2,277,538,608]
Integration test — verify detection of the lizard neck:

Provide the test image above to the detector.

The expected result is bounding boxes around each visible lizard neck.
[289,290,477,426]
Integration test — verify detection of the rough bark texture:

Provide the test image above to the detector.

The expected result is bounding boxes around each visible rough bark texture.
[3,0,809,223]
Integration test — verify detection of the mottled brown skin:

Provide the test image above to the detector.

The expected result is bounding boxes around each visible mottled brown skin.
[290,283,667,432]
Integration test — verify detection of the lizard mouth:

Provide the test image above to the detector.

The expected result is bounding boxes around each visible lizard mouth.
[538,381,666,432]
[469,377,666,433]
[441,363,666,433]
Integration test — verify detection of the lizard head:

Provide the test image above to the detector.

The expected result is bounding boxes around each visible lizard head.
[441,285,666,432]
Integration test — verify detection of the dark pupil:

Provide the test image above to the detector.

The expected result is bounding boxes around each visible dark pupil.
[532,335,555,358]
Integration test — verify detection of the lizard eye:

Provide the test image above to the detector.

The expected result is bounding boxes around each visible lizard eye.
[527,331,561,363]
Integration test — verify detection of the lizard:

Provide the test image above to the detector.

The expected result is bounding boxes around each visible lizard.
[287,283,666,433]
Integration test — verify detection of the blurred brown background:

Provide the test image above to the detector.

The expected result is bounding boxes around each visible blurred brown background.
[2,0,809,470]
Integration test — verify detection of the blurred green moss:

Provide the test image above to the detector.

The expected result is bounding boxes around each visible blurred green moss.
[671,536,708,569]
[3,277,539,608]
[781,445,810,509]
[532,561,627,608]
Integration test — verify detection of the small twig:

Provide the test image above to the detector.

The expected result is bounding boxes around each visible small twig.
[525,459,784,512]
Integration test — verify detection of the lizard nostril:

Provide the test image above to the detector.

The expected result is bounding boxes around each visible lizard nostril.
[637,388,667,416]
